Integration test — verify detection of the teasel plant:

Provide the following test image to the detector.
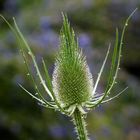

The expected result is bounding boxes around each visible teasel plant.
[0,9,137,140]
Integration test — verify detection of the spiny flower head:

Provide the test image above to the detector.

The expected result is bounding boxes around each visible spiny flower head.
[52,14,93,108]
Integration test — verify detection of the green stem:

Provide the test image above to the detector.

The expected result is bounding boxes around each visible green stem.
[73,108,89,140]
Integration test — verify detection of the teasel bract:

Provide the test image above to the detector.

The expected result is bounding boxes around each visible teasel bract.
[0,9,137,140]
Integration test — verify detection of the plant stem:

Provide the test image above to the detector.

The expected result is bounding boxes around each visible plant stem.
[73,108,89,140]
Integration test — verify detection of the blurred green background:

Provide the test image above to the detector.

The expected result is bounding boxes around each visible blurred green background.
[0,0,140,140]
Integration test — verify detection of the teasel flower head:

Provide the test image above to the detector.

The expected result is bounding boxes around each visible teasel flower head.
[52,14,93,109]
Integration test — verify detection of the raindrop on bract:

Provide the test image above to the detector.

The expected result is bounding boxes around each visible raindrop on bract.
[28,51,31,55]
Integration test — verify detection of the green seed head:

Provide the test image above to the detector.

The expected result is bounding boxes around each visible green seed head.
[52,14,93,108]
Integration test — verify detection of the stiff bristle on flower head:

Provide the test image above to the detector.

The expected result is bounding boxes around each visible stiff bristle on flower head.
[52,14,93,108]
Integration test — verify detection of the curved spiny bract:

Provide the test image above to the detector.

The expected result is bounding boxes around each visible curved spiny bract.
[52,14,93,109]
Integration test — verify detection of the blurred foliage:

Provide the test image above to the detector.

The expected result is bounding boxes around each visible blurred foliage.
[0,0,140,140]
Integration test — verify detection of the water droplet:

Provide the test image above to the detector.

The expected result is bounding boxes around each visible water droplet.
[28,51,31,55]
[27,73,30,76]
[40,80,45,85]
[125,23,128,26]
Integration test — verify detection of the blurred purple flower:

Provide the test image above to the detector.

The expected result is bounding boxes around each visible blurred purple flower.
[3,51,14,59]
[90,135,97,140]
[4,0,19,15]
[30,31,59,53]
[101,126,111,137]
[49,124,67,138]
[78,33,92,49]
[82,0,93,8]
[40,16,52,31]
